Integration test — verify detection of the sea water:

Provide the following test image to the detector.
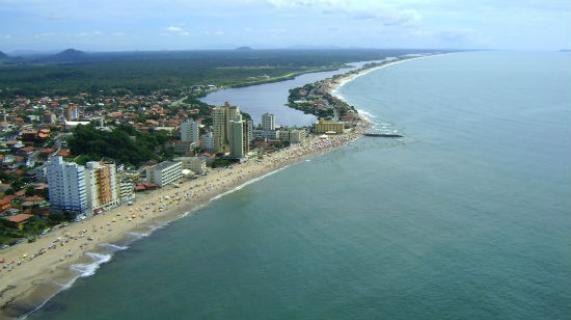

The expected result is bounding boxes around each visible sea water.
[29,52,571,320]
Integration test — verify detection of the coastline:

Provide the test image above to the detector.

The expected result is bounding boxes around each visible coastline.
[0,53,428,319]
[0,129,364,319]
[329,54,436,104]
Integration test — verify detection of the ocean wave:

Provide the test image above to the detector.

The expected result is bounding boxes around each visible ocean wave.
[100,243,129,251]
[70,252,113,278]
[210,166,289,202]
[127,231,151,240]
[356,109,377,119]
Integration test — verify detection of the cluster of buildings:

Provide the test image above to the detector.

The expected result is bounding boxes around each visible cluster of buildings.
[0,89,337,236]
[46,156,122,215]
[252,112,308,144]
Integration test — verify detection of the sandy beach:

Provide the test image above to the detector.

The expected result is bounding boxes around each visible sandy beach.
[0,125,366,319]
[0,53,409,319]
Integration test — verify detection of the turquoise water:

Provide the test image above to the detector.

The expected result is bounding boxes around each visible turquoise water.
[30,52,571,319]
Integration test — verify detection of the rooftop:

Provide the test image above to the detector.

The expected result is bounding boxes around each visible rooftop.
[5,213,34,224]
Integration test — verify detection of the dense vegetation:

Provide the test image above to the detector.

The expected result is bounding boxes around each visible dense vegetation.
[1,214,69,246]
[0,49,437,98]
[67,124,173,166]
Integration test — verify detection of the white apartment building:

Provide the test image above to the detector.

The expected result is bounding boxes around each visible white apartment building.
[46,156,87,214]
[180,118,200,144]
[151,161,183,187]
[261,113,276,131]
[189,157,207,175]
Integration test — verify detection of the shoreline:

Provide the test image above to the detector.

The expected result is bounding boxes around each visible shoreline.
[0,128,365,320]
[329,54,438,104]
[0,53,432,319]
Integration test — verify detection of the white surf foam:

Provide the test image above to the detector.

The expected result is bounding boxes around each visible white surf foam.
[99,243,129,251]
[70,252,112,278]
[210,166,289,202]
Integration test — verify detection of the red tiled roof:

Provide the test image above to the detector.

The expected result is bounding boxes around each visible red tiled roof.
[5,213,34,224]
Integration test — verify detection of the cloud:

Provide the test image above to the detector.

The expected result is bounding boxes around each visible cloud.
[77,31,103,38]
[266,0,421,26]
[165,25,190,36]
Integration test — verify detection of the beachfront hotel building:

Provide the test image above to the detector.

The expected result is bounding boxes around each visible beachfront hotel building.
[85,161,120,214]
[230,118,246,159]
[314,119,345,134]
[262,113,276,131]
[150,161,183,187]
[225,104,241,144]
[189,157,207,175]
[212,107,227,153]
[119,180,135,202]
[279,129,307,144]
[180,118,200,144]
[212,102,245,154]
[46,156,87,214]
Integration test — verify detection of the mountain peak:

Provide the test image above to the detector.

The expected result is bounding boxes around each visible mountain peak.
[55,48,86,57]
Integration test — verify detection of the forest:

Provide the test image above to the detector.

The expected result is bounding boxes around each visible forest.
[0,49,435,98]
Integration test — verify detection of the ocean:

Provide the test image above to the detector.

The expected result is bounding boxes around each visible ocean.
[28,52,571,320]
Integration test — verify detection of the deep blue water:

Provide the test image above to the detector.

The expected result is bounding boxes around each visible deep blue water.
[30,52,571,320]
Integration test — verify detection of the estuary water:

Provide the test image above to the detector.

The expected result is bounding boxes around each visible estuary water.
[29,52,571,320]
[201,61,372,126]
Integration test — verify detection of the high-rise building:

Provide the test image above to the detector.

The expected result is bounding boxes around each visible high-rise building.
[212,107,226,153]
[261,113,276,131]
[212,102,242,154]
[246,119,254,143]
[243,120,252,154]
[225,104,241,144]
[46,156,87,215]
[230,119,245,159]
[200,131,214,152]
[180,118,200,144]
[85,161,120,214]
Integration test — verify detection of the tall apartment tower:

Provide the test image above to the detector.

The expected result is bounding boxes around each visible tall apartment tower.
[85,161,120,214]
[200,131,214,152]
[212,107,227,153]
[180,118,200,144]
[212,102,242,154]
[261,113,276,131]
[46,156,87,215]
[225,104,241,144]
[230,119,245,159]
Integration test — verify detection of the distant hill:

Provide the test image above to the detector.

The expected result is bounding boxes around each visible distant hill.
[54,48,87,59]
[39,48,89,63]
[0,51,7,59]
[235,46,254,51]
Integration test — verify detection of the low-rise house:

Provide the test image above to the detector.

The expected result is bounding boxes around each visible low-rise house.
[4,213,34,230]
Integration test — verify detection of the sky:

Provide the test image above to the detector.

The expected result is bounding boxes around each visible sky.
[0,0,570,52]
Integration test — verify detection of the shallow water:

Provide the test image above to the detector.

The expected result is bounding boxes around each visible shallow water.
[30,52,571,320]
